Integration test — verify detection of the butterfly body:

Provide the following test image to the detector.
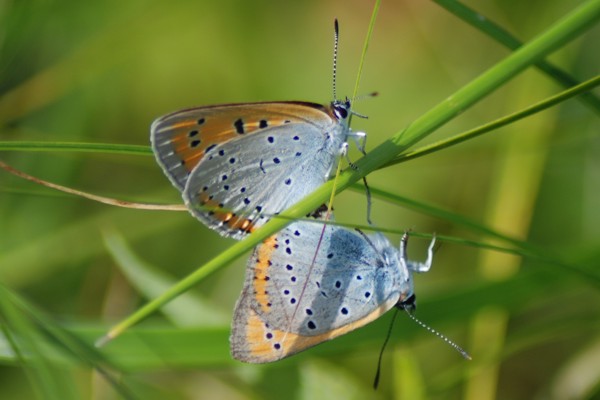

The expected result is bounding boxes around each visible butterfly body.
[230,221,434,363]
[151,101,352,239]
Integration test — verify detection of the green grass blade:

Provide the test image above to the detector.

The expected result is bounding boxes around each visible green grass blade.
[0,141,151,156]
[433,0,600,114]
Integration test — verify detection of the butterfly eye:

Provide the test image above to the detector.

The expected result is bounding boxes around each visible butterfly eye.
[332,103,349,120]
[397,294,416,314]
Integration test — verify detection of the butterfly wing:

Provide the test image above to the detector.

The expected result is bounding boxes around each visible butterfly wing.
[151,102,348,239]
[230,222,408,363]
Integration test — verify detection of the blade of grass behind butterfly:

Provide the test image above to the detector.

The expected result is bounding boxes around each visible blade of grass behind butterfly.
[383,74,600,167]
[0,286,74,400]
[0,284,138,398]
[0,284,138,399]
[101,1,600,343]
[352,184,600,284]
[0,141,150,155]
[433,0,600,115]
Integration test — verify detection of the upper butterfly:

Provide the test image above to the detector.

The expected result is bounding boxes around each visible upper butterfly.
[150,100,353,239]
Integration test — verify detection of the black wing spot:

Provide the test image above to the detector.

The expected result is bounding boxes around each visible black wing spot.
[285,178,292,185]
[234,118,245,134]
[273,157,281,164]
[197,118,205,125]
[190,139,201,147]
[341,307,349,315]
[267,136,274,143]
[307,321,316,329]
[188,130,199,137]
[260,120,269,129]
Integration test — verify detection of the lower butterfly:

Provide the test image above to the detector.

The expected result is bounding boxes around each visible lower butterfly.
[230,221,435,363]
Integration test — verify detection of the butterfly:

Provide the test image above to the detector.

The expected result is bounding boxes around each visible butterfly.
[150,100,356,239]
[230,220,435,363]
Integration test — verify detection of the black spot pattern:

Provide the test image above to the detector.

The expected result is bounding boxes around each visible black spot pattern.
[234,118,244,134]
[365,291,371,298]
[188,130,198,137]
[285,178,292,185]
[190,140,200,147]
[260,120,268,128]
[307,321,316,329]
[229,157,236,164]
[273,157,280,164]
[197,118,205,125]
[341,307,349,315]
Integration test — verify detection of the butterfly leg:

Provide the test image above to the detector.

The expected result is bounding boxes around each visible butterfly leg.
[348,130,367,156]
[400,232,436,273]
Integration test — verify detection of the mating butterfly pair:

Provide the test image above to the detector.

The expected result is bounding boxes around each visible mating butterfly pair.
[150,97,438,363]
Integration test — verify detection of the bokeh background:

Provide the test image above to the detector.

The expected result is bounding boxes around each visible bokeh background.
[1,1,599,399]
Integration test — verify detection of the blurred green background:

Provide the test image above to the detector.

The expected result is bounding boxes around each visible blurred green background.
[1,1,599,399]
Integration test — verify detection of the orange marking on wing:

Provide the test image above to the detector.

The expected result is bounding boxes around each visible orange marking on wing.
[167,121,198,130]
[197,193,256,235]
[239,297,398,363]
[252,236,277,313]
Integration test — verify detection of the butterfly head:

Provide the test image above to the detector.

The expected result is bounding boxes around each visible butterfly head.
[331,98,351,121]
[396,293,417,314]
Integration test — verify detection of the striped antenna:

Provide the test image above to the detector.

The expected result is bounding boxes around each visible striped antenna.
[405,310,472,360]
[332,19,339,100]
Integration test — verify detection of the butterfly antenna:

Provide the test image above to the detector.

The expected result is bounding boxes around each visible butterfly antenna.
[332,19,339,101]
[404,310,472,360]
[373,308,400,389]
